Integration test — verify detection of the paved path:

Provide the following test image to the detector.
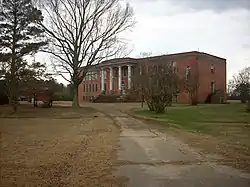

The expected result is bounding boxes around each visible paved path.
[88,103,250,187]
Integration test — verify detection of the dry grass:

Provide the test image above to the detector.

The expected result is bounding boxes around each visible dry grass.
[0,104,99,118]
[0,105,122,186]
[166,128,250,173]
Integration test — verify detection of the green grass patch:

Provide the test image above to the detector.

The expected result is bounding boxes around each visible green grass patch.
[134,103,250,133]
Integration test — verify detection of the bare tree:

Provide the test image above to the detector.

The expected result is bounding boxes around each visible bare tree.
[133,61,179,113]
[139,51,152,58]
[38,0,135,107]
[134,51,152,108]
[183,63,200,105]
[229,66,250,111]
[230,67,250,103]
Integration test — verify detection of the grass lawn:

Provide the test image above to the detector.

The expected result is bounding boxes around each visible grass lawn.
[135,103,250,133]
[0,104,122,186]
[134,103,250,172]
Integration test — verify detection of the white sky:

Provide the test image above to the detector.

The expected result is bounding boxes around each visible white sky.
[35,0,250,85]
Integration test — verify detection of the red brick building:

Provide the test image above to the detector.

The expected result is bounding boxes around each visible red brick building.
[78,51,226,103]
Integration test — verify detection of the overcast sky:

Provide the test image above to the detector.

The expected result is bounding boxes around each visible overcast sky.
[127,0,250,75]
[37,0,250,84]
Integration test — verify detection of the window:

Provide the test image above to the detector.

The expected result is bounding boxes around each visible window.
[83,85,85,92]
[96,84,98,92]
[104,71,107,79]
[83,96,85,100]
[211,64,214,73]
[152,64,157,74]
[90,72,96,80]
[89,84,92,92]
[211,81,215,93]
[185,66,191,80]
[172,61,177,73]
[86,84,88,92]
[87,73,90,80]
[86,72,93,80]
[114,69,118,77]
[92,84,95,92]
[123,68,127,76]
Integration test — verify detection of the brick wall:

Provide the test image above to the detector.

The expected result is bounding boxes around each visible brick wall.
[197,54,227,102]
[78,51,227,103]
[78,70,101,102]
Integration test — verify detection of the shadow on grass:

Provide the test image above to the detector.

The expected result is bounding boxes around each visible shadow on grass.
[0,104,98,119]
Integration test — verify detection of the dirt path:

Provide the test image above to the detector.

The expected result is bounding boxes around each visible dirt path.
[89,103,250,187]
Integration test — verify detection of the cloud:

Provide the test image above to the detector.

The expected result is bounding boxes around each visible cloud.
[35,0,250,84]
[125,3,250,81]
[243,44,250,49]
[132,0,250,12]
[171,0,250,11]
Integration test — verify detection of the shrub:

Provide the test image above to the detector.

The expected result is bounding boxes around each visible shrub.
[52,94,73,101]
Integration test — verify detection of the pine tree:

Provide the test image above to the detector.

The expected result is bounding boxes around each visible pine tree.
[0,0,47,112]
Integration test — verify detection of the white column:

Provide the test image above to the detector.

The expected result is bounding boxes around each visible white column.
[127,65,132,89]
[101,68,105,91]
[109,67,113,91]
[118,66,122,91]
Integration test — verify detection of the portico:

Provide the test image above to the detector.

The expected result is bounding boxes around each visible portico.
[99,62,135,94]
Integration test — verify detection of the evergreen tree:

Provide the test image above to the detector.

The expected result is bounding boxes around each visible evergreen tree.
[0,0,47,112]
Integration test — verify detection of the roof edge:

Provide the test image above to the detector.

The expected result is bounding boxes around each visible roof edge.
[80,51,226,69]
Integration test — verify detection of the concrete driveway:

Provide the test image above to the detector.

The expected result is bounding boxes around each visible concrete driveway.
[88,103,250,187]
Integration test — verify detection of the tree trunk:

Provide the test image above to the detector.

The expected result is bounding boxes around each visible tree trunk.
[9,96,17,112]
[9,62,18,113]
[155,103,165,113]
[72,84,80,108]
[141,93,144,108]
[9,80,18,113]
[147,100,154,111]
[247,99,250,112]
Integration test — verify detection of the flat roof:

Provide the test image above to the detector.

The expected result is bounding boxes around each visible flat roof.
[80,51,226,69]
[135,51,226,61]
